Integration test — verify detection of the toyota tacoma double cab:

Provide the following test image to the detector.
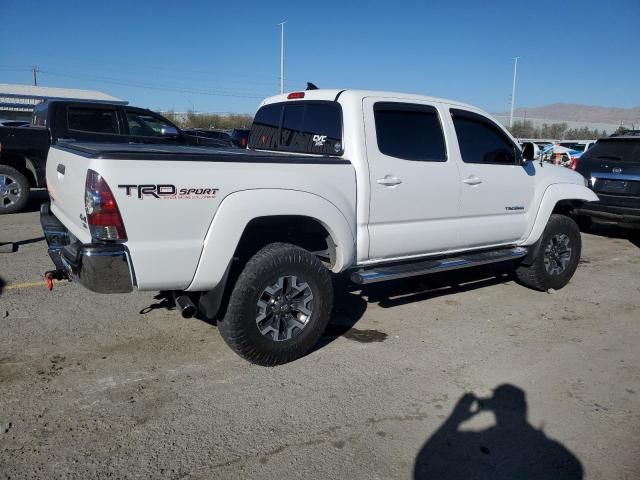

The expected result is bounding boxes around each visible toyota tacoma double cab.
[0,100,229,214]
[40,89,598,365]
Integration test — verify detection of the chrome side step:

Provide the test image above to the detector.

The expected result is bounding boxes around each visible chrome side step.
[351,247,527,285]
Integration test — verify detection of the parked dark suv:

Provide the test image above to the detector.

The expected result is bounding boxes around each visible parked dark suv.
[574,135,640,228]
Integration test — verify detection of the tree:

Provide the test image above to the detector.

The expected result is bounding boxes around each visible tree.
[162,110,181,125]
[182,110,253,129]
[159,110,254,130]
[508,120,536,138]
[614,126,630,136]
[507,121,605,140]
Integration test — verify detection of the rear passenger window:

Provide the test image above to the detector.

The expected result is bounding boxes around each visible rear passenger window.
[248,101,343,155]
[374,103,447,161]
[68,107,119,134]
[451,109,517,165]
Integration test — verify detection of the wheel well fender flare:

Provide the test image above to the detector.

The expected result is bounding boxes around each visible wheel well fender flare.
[523,183,598,245]
[187,189,356,292]
[22,156,40,187]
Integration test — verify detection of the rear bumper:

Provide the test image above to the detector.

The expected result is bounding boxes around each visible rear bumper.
[40,204,134,293]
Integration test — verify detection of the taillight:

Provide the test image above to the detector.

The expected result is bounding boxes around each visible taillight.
[240,137,247,148]
[569,158,579,170]
[287,92,305,99]
[85,169,127,241]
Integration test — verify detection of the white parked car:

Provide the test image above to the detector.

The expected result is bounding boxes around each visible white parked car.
[40,89,597,365]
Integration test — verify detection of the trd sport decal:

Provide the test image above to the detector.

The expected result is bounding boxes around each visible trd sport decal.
[118,184,219,199]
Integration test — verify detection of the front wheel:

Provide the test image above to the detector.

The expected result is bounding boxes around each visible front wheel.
[218,243,334,366]
[573,214,593,232]
[0,165,30,214]
[516,214,582,291]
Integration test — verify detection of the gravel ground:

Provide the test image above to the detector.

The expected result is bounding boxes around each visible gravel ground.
[1,197,639,479]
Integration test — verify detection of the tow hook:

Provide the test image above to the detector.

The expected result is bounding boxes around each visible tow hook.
[44,270,68,291]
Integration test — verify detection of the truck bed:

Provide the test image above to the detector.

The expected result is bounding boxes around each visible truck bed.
[56,142,351,164]
[46,141,357,291]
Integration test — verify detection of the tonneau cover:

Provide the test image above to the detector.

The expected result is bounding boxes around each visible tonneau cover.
[52,142,349,164]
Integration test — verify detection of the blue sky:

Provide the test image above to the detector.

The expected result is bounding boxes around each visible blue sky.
[1,0,639,114]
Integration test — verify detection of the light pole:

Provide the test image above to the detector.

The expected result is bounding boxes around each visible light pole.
[509,57,519,128]
[278,21,286,94]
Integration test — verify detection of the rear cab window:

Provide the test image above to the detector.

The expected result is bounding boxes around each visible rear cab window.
[248,101,343,155]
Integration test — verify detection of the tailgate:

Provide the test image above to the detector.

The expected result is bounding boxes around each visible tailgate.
[46,145,93,243]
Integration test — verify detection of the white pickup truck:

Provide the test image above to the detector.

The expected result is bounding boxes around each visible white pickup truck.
[40,89,598,365]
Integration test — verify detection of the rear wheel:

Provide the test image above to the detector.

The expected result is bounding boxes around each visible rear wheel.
[0,165,30,214]
[218,243,333,366]
[516,214,581,291]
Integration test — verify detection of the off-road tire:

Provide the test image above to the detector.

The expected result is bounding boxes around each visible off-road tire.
[218,243,334,366]
[516,214,581,291]
[0,165,30,214]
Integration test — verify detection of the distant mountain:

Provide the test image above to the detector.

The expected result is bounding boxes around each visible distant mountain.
[494,104,640,126]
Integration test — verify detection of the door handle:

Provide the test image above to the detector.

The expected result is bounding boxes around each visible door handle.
[56,164,66,175]
[463,175,482,185]
[377,175,402,186]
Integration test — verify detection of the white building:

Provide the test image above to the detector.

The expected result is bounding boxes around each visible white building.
[0,83,127,122]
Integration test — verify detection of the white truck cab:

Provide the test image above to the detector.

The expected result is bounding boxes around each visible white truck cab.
[41,89,598,365]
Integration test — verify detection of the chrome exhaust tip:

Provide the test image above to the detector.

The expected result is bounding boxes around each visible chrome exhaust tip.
[174,293,197,319]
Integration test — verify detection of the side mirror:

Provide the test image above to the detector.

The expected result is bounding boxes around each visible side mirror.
[522,142,535,161]
[160,125,179,137]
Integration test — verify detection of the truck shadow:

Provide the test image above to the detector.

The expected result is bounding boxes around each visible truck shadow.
[1,237,46,252]
[141,263,517,351]
[413,384,583,479]
[316,263,515,350]
[583,223,640,249]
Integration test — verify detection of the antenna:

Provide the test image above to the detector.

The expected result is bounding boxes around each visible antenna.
[278,21,287,94]
[509,57,519,128]
[31,66,39,87]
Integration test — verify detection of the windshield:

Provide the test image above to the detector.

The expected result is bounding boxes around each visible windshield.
[581,139,640,163]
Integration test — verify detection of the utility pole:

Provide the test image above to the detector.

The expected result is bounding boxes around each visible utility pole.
[278,21,286,94]
[509,57,519,128]
[31,66,38,87]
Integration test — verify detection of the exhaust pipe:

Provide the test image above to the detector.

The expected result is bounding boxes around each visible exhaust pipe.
[173,293,197,318]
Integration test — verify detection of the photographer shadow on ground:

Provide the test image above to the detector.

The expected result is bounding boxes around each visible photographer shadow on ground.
[414,384,583,480]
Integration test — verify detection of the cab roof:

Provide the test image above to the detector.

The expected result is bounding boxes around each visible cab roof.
[260,89,480,111]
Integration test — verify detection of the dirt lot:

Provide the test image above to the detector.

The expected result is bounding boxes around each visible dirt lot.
[1,196,639,479]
